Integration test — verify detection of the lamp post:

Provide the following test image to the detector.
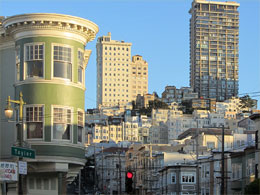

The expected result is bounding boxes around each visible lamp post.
[4,92,26,195]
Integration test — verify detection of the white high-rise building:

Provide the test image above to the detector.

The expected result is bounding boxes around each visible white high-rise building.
[96,32,132,107]
[96,33,149,108]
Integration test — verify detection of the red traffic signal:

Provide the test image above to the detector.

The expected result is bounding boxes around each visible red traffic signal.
[126,171,133,179]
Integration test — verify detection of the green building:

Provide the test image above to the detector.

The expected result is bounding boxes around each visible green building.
[0,13,98,194]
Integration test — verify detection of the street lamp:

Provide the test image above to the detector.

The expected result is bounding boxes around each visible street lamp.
[5,92,26,195]
[5,92,25,121]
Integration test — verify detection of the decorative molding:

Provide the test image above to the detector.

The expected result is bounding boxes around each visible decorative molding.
[14,79,86,90]
[2,13,99,45]
[26,155,86,165]
[28,141,85,150]
[14,29,88,45]
[84,49,92,68]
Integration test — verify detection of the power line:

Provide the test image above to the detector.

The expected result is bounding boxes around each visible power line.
[238,91,260,95]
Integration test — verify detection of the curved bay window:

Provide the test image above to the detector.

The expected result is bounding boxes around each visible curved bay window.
[25,43,44,79]
[53,107,71,140]
[53,45,72,80]
[26,106,43,139]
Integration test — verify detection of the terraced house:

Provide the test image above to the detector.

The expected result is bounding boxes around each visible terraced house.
[0,13,98,194]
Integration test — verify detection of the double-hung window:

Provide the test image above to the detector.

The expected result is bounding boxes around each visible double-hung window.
[25,43,44,79]
[26,106,43,139]
[77,110,84,143]
[78,50,84,83]
[53,45,72,80]
[181,172,196,184]
[53,107,71,140]
[15,46,20,81]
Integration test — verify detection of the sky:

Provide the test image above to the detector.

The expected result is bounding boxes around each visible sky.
[1,0,260,109]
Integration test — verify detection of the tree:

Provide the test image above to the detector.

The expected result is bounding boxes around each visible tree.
[244,178,260,195]
[180,100,193,114]
[148,99,169,109]
[240,95,256,110]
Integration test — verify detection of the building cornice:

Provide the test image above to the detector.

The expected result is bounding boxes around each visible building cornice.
[194,0,240,6]
[26,155,86,166]
[2,13,99,45]
[14,79,86,90]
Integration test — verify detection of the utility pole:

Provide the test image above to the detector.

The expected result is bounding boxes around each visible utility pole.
[119,148,122,195]
[78,170,81,195]
[196,119,199,195]
[93,145,96,193]
[221,125,225,195]
[101,146,104,193]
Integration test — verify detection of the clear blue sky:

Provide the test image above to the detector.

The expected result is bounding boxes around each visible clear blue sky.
[1,0,260,109]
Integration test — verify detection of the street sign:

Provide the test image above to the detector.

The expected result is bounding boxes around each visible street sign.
[11,146,35,159]
[0,162,18,181]
[18,161,27,175]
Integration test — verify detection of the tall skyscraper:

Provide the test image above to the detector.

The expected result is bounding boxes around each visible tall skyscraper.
[96,32,132,107]
[130,55,148,101]
[189,0,239,101]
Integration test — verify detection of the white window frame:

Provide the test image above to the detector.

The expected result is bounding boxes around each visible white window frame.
[15,45,21,82]
[27,176,57,191]
[77,49,85,85]
[77,109,84,144]
[51,105,73,142]
[24,104,44,140]
[23,42,45,80]
[232,163,242,180]
[51,43,73,81]
[180,172,196,184]
[171,173,176,184]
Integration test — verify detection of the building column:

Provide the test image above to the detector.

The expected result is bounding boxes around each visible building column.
[58,172,66,195]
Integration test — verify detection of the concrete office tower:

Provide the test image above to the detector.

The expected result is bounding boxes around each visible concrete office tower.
[96,32,132,107]
[130,55,148,101]
[0,13,98,194]
[189,0,239,101]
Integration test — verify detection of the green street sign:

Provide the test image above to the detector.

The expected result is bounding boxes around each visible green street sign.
[11,146,35,159]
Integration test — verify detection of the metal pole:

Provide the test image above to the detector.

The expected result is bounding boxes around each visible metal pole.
[79,170,81,195]
[2,182,7,195]
[221,125,225,195]
[101,146,104,193]
[196,120,199,195]
[94,145,96,193]
[19,92,24,195]
[119,148,121,195]
[5,92,25,195]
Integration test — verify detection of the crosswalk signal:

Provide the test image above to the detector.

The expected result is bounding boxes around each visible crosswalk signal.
[125,171,133,193]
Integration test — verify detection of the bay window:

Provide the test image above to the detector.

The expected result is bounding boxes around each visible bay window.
[53,107,71,140]
[26,106,43,139]
[53,45,72,80]
[25,43,44,79]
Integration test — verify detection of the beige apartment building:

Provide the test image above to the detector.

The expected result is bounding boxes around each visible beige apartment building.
[130,55,148,101]
[189,0,239,101]
[96,32,132,107]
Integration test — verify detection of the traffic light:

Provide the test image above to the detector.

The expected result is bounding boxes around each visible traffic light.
[125,171,133,193]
